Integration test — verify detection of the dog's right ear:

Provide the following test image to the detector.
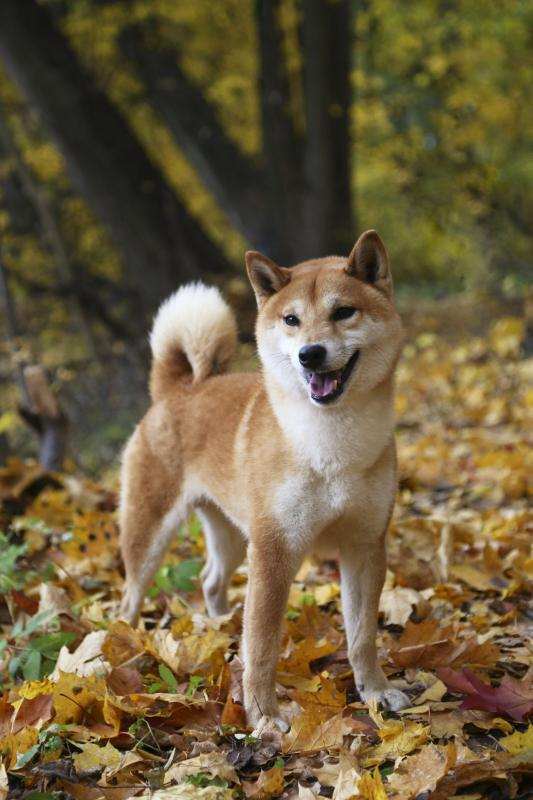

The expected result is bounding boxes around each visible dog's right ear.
[245,251,290,305]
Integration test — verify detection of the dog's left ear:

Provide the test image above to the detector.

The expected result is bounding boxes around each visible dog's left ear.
[245,251,291,305]
[346,230,391,288]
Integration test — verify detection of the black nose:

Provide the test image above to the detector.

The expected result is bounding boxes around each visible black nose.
[299,344,327,369]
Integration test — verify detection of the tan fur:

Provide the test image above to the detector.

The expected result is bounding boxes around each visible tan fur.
[119,231,409,733]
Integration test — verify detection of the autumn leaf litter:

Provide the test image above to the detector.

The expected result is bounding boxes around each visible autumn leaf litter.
[0,315,531,799]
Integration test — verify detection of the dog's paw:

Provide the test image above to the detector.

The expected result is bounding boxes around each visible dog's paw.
[252,714,290,738]
[361,685,410,712]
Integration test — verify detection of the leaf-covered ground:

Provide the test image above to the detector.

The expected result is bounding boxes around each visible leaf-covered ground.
[0,314,531,800]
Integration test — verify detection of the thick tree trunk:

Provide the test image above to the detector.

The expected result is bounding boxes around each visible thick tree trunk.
[0,0,233,315]
[121,27,269,252]
[301,0,354,257]
[255,0,307,263]
[0,107,99,360]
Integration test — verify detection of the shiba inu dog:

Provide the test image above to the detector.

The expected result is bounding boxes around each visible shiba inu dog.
[119,229,409,733]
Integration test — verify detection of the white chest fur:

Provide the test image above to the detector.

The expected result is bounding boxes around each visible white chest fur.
[270,388,396,546]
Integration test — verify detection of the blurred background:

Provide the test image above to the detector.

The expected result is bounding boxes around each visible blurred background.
[0,0,531,473]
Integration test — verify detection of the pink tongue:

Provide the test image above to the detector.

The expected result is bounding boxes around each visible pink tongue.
[310,372,337,398]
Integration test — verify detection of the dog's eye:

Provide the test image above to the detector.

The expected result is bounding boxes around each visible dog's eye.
[283,314,300,326]
[331,306,357,321]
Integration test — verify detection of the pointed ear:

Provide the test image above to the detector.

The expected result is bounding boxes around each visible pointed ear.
[245,251,290,304]
[346,230,390,286]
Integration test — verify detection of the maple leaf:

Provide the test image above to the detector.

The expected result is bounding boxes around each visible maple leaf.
[438,667,533,721]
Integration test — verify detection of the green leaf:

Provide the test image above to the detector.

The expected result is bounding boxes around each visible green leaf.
[23,648,42,681]
[31,631,76,654]
[170,559,202,592]
[15,742,40,768]
[151,559,202,596]
[23,794,59,800]
[186,675,203,697]
[158,663,178,692]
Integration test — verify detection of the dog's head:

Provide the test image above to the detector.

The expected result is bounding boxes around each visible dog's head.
[246,231,404,406]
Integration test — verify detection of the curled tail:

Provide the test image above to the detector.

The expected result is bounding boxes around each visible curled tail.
[149,282,238,402]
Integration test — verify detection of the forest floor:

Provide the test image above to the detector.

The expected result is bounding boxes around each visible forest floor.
[0,306,531,799]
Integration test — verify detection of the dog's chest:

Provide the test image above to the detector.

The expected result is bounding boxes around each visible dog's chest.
[272,465,358,543]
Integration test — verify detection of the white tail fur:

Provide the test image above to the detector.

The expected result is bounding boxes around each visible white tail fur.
[149,282,237,401]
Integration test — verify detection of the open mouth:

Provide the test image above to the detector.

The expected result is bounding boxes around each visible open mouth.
[303,350,360,404]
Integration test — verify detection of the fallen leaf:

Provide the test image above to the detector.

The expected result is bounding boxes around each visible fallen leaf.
[102,621,145,667]
[0,764,7,800]
[364,720,430,765]
[243,764,284,798]
[499,725,533,758]
[136,787,234,799]
[73,741,122,775]
[52,630,108,678]
[165,751,239,785]
[357,767,387,800]
[380,584,425,626]
[387,743,457,800]
[438,667,533,721]
[332,751,361,800]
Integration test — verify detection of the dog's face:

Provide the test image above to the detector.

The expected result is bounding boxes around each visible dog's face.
[246,231,404,407]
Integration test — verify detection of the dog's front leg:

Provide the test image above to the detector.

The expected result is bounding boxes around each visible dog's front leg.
[242,533,299,735]
[340,536,409,712]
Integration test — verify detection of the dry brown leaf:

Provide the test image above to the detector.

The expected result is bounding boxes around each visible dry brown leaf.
[387,742,457,800]
[283,711,350,754]
[52,630,108,678]
[165,751,239,785]
[332,751,361,800]
[102,621,146,667]
[0,764,8,800]
[243,765,284,798]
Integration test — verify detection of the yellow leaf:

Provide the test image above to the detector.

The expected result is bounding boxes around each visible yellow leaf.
[500,725,533,757]
[73,741,122,774]
[313,582,340,606]
[17,679,54,701]
[450,564,492,592]
[489,317,525,358]
[364,721,430,765]
[358,767,387,800]
[0,727,38,770]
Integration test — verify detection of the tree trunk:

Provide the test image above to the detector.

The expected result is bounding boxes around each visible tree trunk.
[0,0,233,316]
[301,0,354,257]
[255,0,307,263]
[0,105,99,360]
[120,26,269,252]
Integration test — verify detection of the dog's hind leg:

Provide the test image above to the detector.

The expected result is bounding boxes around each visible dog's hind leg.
[119,498,185,625]
[118,432,185,626]
[196,504,246,617]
